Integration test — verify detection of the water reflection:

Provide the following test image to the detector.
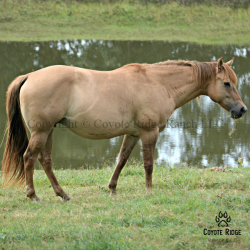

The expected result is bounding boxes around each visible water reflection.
[0,40,249,168]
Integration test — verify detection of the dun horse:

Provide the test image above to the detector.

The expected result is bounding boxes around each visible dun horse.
[1,57,247,201]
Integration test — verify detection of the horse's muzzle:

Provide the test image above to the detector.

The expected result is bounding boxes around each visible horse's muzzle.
[231,106,248,119]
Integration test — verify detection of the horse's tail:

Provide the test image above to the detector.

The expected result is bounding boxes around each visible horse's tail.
[1,75,29,187]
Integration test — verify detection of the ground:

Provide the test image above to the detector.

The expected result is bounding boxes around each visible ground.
[1,162,250,249]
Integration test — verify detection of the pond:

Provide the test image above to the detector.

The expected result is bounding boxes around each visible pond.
[0,40,249,169]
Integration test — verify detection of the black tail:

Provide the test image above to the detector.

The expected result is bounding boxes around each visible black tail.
[1,75,29,187]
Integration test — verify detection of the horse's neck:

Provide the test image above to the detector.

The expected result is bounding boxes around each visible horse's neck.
[157,65,204,109]
[170,79,204,109]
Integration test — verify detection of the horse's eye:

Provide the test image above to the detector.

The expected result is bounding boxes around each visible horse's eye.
[224,82,230,87]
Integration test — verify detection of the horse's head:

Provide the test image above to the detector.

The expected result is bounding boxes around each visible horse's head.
[207,57,247,119]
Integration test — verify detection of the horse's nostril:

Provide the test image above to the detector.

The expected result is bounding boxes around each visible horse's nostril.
[240,106,247,114]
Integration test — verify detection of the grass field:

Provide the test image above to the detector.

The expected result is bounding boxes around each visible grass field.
[0,0,249,44]
[0,161,250,249]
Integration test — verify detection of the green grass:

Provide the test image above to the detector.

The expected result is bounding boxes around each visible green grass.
[0,160,250,249]
[0,0,249,44]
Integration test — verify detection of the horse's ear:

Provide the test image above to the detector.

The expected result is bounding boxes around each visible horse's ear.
[218,57,223,71]
[226,57,234,67]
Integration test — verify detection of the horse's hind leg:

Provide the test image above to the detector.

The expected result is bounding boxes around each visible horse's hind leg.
[108,134,139,195]
[38,130,70,201]
[23,131,50,202]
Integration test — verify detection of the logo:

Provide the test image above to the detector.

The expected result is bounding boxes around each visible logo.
[215,211,231,227]
[203,211,241,236]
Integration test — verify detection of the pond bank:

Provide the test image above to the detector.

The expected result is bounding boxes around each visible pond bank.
[0,1,249,45]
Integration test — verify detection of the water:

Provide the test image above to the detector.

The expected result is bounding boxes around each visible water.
[0,40,249,169]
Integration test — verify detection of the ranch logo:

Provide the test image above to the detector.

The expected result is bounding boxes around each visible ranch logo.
[215,211,231,227]
[203,211,242,236]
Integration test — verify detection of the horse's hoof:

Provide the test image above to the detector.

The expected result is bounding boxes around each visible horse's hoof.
[145,187,152,194]
[110,189,117,197]
[62,196,71,201]
[29,194,40,202]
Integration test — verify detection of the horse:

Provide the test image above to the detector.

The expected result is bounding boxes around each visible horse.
[1,57,247,201]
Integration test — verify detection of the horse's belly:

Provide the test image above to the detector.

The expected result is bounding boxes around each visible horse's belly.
[59,117,139,139]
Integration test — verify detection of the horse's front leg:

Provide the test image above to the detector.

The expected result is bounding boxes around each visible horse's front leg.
[139,128,159,191]
[108,134,139,195]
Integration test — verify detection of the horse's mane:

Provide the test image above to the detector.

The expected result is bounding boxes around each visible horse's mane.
[152,60,238,86]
